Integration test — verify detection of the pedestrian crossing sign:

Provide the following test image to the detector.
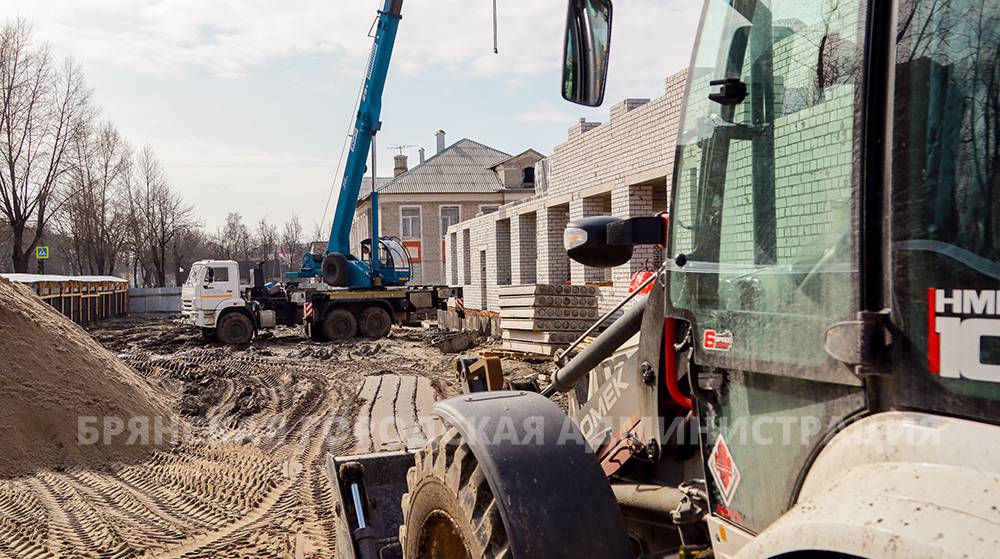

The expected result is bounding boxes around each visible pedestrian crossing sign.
[35,246,49,259]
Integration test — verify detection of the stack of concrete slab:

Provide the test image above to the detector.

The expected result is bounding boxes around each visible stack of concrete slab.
[499,284,599,356]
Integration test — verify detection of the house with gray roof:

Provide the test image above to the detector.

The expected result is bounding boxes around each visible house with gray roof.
[351,131,543,285]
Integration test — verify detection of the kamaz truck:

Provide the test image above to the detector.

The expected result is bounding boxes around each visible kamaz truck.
[180,258,456,344]
[327,0,1000,557]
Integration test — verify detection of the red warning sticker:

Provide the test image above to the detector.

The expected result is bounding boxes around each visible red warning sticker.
[703,329,734,352]
[708,435,741,507]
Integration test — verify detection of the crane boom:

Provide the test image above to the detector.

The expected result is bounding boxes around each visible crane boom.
[290,0,407,288]
[329,0,403,257]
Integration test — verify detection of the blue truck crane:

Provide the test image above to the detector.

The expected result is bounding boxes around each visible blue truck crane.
[290,0,410,289]
[182,0,459,344]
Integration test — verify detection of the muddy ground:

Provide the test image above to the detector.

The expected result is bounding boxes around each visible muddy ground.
[0,318,549,558]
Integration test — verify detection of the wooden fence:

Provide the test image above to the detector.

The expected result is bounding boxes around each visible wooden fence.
[32,280,129,325]
[2,274,130,326]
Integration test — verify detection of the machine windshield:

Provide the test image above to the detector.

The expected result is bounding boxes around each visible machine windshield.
[669,0,863,374]
[893,0,1000,405]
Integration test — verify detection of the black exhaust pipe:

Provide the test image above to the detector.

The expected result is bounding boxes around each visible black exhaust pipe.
[541,295,647,397]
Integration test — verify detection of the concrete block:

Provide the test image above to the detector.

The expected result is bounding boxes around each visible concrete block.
[497,295,598,308]
[499,307,598,320]
[497,284,599,297]
[500,318,593,332]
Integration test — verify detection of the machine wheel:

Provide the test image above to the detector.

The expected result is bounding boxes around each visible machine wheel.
[400,428,510,559]
[321,308,358,341]
[322,252,350,286]
[358,306,392,339]
[216,312,253,345]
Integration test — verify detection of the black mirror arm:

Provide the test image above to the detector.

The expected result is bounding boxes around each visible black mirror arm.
[606,215,668,247]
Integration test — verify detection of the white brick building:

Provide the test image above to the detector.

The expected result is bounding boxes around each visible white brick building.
[446,72,688,321]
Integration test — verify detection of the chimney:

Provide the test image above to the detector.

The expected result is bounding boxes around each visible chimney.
[435,130,446,154]
[418,147,426,164]
[393,154,408,177]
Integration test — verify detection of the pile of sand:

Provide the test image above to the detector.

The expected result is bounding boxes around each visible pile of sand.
[0,277,173,478]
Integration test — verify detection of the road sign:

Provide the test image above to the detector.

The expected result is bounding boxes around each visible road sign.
[35,246,49,259]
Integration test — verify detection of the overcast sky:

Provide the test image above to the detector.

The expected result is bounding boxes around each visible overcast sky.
[7,0,701,233]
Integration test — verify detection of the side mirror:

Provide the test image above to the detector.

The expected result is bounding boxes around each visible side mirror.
[562,0,613,107]
[564,216,632,268]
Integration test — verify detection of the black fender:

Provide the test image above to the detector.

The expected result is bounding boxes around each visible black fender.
[217,305,257,331]
[433,391,633,559]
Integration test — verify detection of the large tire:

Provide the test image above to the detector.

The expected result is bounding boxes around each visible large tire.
[322,252,351,286]
[321,308,357,341]
[358,305,392,339]
[216,312,253,345]
[400,428,510,559]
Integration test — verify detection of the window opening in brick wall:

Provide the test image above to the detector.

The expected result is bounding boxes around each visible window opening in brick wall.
[496,219,512,285]
[547,204,570,285]
[582,193,612,284]
[519,212,538,284]
[462,229,472,284]
[449,232,458,284]
[479,250,488,310]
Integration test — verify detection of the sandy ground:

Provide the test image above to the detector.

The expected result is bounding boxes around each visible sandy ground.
[0,279,171,479]
[0,318,549,558]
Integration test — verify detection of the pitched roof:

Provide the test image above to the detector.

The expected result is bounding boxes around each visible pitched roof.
[490,148,546,169]
[357,176,394,201]
[359,139,510,201]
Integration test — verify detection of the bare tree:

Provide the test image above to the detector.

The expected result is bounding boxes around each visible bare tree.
[0,19,90,272]
[125,144,193,286]
[280,215,303,271]
[254,217,278,277]
[169,225,212,286]
[218,212,251,262]
[59,119,131,275]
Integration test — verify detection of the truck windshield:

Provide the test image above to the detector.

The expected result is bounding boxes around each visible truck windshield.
[669,0,863,375]
[184,264,205,287]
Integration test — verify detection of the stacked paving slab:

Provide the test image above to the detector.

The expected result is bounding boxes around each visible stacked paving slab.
[499,284,599,356]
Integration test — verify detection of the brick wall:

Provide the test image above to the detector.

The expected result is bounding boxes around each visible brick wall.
[445,70,688,313]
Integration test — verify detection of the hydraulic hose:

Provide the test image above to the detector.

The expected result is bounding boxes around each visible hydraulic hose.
[541,295,647,397]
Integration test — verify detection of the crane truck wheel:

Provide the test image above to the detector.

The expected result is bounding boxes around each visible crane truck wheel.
[321,252,350,286]
[358,306,392,339]
[321,309,358,341]
[399,428,510,559]
[216,312,253,345]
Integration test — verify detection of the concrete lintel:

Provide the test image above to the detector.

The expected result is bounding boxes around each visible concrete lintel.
[624,165,672,187]
[544,193,573,208]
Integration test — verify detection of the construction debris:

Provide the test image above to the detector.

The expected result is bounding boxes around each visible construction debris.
[430,330,480,353]
[0,277,172,478]
[499,284,600,356]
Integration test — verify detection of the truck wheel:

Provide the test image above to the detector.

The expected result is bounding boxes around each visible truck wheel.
[322,309,357,341]
[216,312,253,345]
[359,306,392,339]
[400,428,510,559]
[322,252,351,287]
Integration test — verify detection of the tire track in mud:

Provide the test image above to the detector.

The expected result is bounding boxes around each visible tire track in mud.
[0,321,457,558]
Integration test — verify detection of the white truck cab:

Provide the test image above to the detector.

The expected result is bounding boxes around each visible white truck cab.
[181,260,247,336]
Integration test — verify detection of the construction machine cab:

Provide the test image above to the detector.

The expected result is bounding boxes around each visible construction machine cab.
[360,237,412,286]
[562,0,1000,553]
